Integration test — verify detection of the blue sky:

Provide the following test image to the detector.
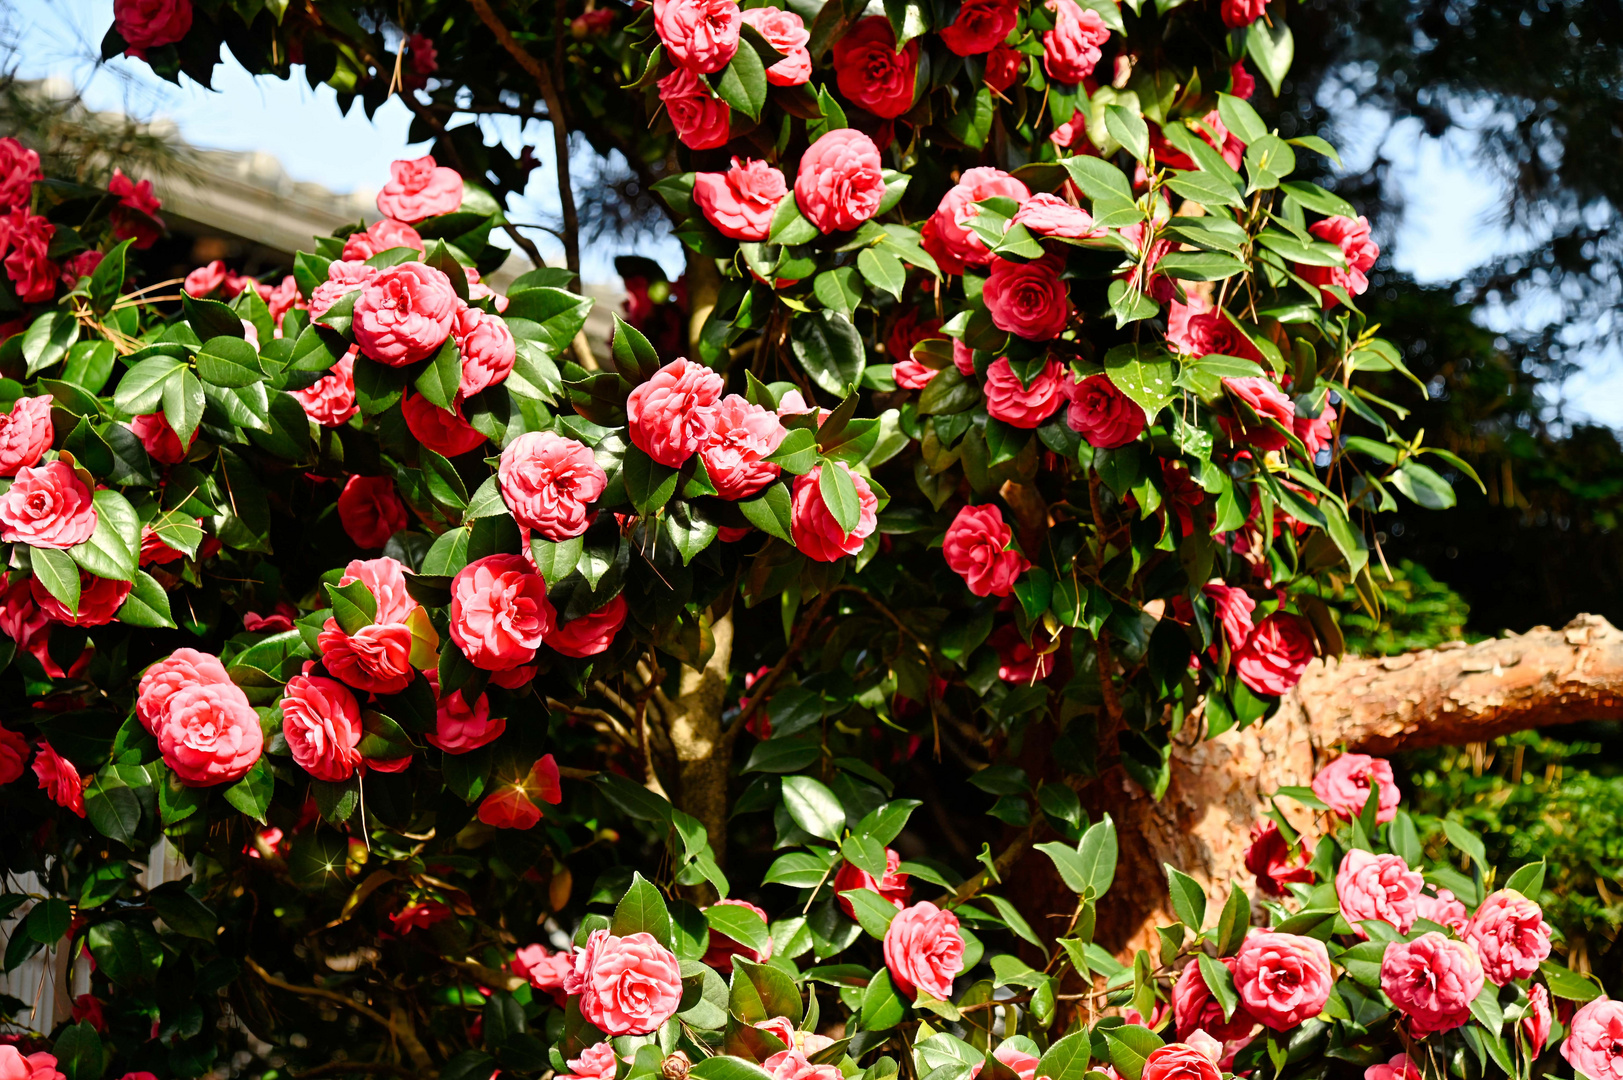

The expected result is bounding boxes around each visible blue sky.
[7,0,1620,424]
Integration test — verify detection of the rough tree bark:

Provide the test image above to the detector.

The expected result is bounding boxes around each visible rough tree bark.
[665,613,735,868]
[1088,613,1623,954]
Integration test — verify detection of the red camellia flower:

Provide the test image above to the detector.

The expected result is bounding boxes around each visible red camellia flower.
[1203,582,1256,651]
[31,571,131,627]
[376,155,464,222]
[1293,405,1337,459]
[352,262,460,366]
[1311,752,1400,821]
[1233,931,1333,1029]
[1466,889,1553,985]
[565,928,684,1035]
[1337,849,1424,935]
[984,257,1071,340]
[1523,984,1552,1055]
[108,168,164,249]
[658,67,732,150]
[450,554,555,671]
[941,0,1017,55]
[0,137,42,210]
[0,723,29,784]
[883,901,964,1000]
[984,45,1023,92]
[454,306,516,398]
[654,0,741,74]
[512,944,573,1006]
[154,681,264,786]
[740,8,811,85]
[943,503,1029,597]
[790,464,878,562]
[113,0,193,59]
[341,219,425,262]
[834,846,913,916]
[1063,373,1144,448]
[701,897,773,968]
[927,168,1030,274]
[1172,955,1257,1045]
[0,396,56,477]
[5,211,58,303]
[338,475,408,550]
[1244,820,1314,897]
[545,595,629,659]
[290,353,359,427]
[627,357,725,467]
[984,357,1066,428]
[32,741,85,817]
[990,624,1054,683]
[0,460,97,549]
[794,128,886,234]
[1380,932,1484,1036]
[699,394,786,500]
[1222,0,1267,27]
[280,669,365,782]
[1220,376,1295,452]
[137,648,232,734]
[833,18,920,119]
[423,667,504,753]
[401,392,488,457]
[316,557,421,695]
[1298,215,1380,307]
[499,431,608,541]
[1166,297,1262,360]
[1234,611,1315,695]
[1230,60,1257,99]
[693,158,787,242]
[1042,0,1110,84]
[129,412,192,465]
[1141,1044,1220,1080]
[390,901,452,933]
[1365,1055,1421,1080]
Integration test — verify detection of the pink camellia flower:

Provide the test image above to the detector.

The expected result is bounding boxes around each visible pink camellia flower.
[0,573,56,674]
[32,741,85,817]
[1364,1055,1420,1080]
[512,943,572,1006]
[338,475,408,550]
[1182,1033,1223,1069]
[1416,889,1470,934]
[740,7,811,85]
[1203,583,1256,651]
[452,306,516,398]
[984,257,1071,340]
[113,0,193,59]
[0,396,54,477]
[424,668,503,753]
[129,411,192,465]
[1220,376,1295,452]
[1173,955,1257,1044]
[155,681,264,786]
[565,928,684,1036]
[376,155,464,223]
[1564,999,1623,1079]
[1337,849,1424,935]
[702,897,774,968]
[545,595,628,659]
[0,1047,65,1080]
[291,353,359,427]
[762,1050,840,1080]
[1244,820,1314,898]
[1063,374,1144,448]
[401,392,488,457]
[1141,1044,1220,1080]
[450,554,555,671]
[352,262,459,366]
[940,0,1017,55]
[0,723,29,784]
[756,1017,836,1056]
[627,357,725,467]
[1042,0,1110,83]
[560,1043,618,1080]
[137,648,232,734]
[655,0,741,74]
[1235,611,1315,696]
[1522,983,1552,1055]
[311,262,378,319]
[944,503,1029,598]
[794,129,886,234]
[1221,0,1266,27]
[790,463,877,563]
[280,669,365,782]
[984,357,1066,428]
[1466,889,1553,985]
[0,138,42,210]
[1381,932,1485,1036]
[928,168,1031,274]
[139,523,187,566]
[983,44,1023,92]
[1166,297,1261,361]
[316,557,421,695]
[341,219,425,262]
[834,847,913,916]
[1298,216,1380,307]
[893,359,937,389]
[0,460,97,549]
[499,432,608,541]
[658,67,732,150]
[1233,931,1334,1029]
[833,17,919,119]
[700,394,786,499]
[1012,193,1100,239]
[693,158,787,242]
[884,901,964,1000]
[990,624,1053,682]
[183,260,227,297]
[1311,753,1401,822]
[1294,405,1337,459]
[31,572,130,627]
[5,211,57,302]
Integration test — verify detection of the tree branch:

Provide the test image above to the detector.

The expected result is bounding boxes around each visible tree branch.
[243,956,432,1071]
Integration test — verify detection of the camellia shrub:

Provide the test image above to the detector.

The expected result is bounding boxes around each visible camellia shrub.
[0,1,1608,1080]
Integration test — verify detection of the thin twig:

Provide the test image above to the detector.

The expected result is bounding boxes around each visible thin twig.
[243,956,432,1070]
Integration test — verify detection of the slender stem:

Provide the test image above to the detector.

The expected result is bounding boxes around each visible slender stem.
[243,956,432,1070]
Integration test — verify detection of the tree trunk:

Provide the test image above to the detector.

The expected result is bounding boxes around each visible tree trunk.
[666,612,735,873]
[1082,614,1623,954]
